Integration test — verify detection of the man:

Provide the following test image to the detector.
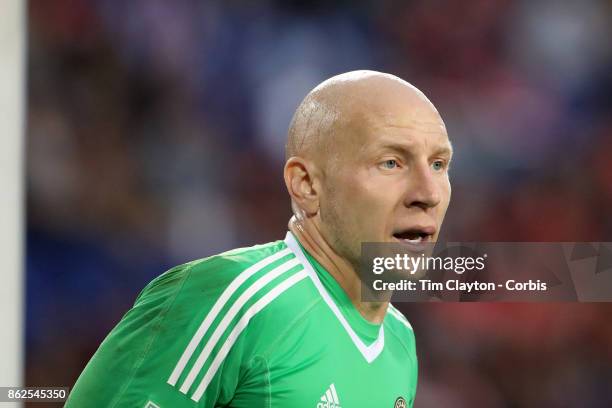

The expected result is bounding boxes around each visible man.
[66,70,452,407]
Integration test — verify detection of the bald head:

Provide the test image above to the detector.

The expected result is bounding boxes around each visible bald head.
[284,70,452,267]
[286,70,445,165]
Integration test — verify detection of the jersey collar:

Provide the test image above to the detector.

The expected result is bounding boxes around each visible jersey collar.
[284,231,385,364]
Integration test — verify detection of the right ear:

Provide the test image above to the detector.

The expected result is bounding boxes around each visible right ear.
[284,157,320,216]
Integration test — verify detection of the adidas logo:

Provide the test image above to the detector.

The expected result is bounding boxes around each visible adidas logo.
[316,383,341,408]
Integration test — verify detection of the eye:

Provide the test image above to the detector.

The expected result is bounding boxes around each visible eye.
[381,159,399,170]
[432,160,446,171]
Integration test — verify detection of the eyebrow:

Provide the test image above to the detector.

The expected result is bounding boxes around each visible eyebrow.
[375,141,454,158]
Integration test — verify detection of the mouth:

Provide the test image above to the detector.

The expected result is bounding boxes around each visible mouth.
[392,226,436,244]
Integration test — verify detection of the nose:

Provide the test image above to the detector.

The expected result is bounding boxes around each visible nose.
[404,161,442,210]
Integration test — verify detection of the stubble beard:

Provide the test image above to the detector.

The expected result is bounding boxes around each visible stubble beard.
[320,197,362,274]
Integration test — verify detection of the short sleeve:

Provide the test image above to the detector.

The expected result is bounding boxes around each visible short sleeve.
[65,260,248,408]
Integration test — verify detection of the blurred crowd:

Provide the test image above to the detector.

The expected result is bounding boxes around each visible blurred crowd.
[27,0,612,406]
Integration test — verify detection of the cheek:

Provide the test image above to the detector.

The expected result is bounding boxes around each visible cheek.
[437,178,452,217]
[344,171,378,203]
[344,174,398,228]
[444,177,452,202]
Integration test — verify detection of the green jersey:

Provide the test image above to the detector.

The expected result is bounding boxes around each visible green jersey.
[66,232,417,407]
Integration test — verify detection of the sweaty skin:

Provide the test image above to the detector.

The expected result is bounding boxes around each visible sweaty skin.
[284,70,452,323]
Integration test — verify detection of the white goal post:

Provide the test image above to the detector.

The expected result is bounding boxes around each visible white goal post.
[0,0,25,397]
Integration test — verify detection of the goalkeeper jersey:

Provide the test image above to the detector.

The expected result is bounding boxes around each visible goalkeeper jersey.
[66,232,417,408]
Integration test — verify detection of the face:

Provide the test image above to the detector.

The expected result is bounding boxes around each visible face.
[317,95,452,267]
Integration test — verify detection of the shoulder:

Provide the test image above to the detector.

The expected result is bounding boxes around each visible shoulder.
[130,238,312,351]
[135,239,294,307]
[385,303,416,353]
[386,303,413,331]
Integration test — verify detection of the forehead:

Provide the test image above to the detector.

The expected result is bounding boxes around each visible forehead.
[349,100,450,156]
[320,78,450,162]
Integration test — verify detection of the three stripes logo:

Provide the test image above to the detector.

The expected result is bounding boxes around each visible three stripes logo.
[317,383,341,408]
[166,249,308,402]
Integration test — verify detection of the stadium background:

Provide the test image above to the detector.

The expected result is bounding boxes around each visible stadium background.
[26,0,612,406]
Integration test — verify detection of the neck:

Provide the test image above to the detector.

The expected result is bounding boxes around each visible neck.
[288,215,389,324]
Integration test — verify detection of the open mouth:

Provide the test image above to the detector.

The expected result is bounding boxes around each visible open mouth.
[392,228,435,244]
